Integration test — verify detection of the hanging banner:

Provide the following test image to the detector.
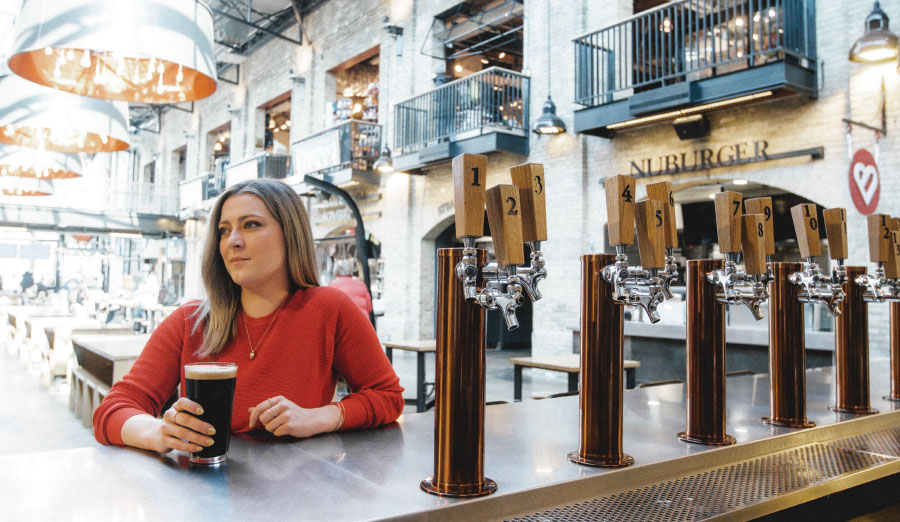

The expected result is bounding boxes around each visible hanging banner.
[849,149,880,215]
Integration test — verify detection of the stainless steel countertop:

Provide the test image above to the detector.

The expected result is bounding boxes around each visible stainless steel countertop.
[2,363,898,521]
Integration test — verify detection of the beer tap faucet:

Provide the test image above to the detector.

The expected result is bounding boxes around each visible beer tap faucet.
[601,174,668,323]
[857,214,897,303]
[646,181,678,299]
[707,192,768,320]
[509,163,548,302]
[745,197,775,283]
[788,204,845,316]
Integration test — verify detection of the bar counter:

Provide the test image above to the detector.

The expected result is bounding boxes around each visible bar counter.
[3,365,900,521]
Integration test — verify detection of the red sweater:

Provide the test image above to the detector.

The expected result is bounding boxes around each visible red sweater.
[328,276,373,317]
[93,287,404,446]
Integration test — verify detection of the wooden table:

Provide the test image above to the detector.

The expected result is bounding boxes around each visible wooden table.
[509,354,641,401]
[383,339,435,413]
[71,333,151,387]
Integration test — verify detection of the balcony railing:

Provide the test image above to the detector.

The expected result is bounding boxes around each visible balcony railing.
[291,120,381,178]
[225,153,289,188]
[574,0,816,107]
[394,67,529,155]
[178,172,225,212]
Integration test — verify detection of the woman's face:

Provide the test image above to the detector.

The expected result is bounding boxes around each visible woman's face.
[218,193,289,293]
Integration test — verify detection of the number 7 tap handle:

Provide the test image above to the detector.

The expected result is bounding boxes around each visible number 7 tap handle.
[510,163,547,243]
[605,174,636,247]
[866,213,892,264]
[646,181,677,250]
[822,208,848,262]
[790,203,821,259]
[744,198,774,257]
[485,184,525,268]
[452,153,487,240]
[634,199,666,269]
[741,214,767,275]
[713,192,743,254]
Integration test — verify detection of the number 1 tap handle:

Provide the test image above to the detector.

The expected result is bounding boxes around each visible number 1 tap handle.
[452,153,487,240]
[713,192,743,254]
[742,214,767,275]
[605,174,636,247]
[790,203,821,259]
[510,163,547,243]
[822,208,848,261]
[646,181,677,249]
[634,199,666,270]
[485,184,525,268]
[744,197,774,257]
[867,214,891,264]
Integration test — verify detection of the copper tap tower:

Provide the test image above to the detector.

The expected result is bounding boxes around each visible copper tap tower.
[890,301,900,401]
[834,265,877,414]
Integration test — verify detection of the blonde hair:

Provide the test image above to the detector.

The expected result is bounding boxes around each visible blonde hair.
[192,178,319,357]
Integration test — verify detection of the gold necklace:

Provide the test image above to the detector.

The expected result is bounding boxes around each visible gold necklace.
[243,294,288,360]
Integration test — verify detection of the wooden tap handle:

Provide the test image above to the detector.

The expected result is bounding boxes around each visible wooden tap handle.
[889,231,900,279]
[742,214,767,275]
[485,184,525,267]
[713,191,743,254]
[867,214,891,263]
[791,203,821,259]
[452,153,487,239]
[634,199,666,269]
[509,163,547,243]
[744,197,774,256]
[605,174,636,246]
[822,208,848,261]
[646,181,677,249]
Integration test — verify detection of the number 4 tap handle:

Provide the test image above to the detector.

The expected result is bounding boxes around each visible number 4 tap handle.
[452,153,487,240]
[790,203,821,259]
[744,197,774,257]
[509,163,547,243]
[742,214,767,275]
[605,174,636,247]
[713,192,743,254]
[485,185,525,268]
[634,199,666,269]
[822,208,848,261]
[866,214,892,264]
[646,181,677,250]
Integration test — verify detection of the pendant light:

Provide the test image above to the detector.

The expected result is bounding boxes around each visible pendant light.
[8,0,217,104]
[849,2,899,63]
[373,146,394,172]
[531,0,566,135]
[0,145,84,179]
[0,176,53,196]
[0,74,129,153]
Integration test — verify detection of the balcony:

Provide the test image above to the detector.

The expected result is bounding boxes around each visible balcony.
[225,152,290,188]
[393,67,530,172]
[178,172,225,218]
[573,0,817,137]
[289,120,381,189]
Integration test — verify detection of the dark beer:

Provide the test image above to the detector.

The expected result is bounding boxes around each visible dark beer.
[184,362,237,464]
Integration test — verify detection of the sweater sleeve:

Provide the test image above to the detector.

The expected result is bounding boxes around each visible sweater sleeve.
[329,291,404,429]
[92,304,192,445]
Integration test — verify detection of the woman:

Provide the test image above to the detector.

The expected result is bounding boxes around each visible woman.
[93,179,404,454]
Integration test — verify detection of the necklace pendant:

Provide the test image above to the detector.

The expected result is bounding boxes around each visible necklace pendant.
[249,352,256,360]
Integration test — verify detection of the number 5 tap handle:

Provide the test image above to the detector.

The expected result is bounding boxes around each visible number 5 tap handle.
[741,214,767,276]
[822,208,848,262]
[634,199,666,270]
[713,192,743,254]
[510,163,547,244]
[744,198,774,258]
[485,185,525,268]
[605,174,636,247]
[866,214,892,264]
[790,203,821,259]
[452,153,488,240]
[646,181,677,250]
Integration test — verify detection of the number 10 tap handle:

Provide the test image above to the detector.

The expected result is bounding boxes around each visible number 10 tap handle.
[790,203,821,260]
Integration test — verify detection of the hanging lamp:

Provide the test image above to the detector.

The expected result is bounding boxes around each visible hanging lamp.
[849,2,899,63]
[0,74,129,153]
[8,0,217,104]
[532,96,567,135]
[373,146,394,172]
[0,144,84,179]
[0,176,53,196]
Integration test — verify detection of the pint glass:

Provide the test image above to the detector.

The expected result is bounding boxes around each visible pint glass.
[184,362,237,464]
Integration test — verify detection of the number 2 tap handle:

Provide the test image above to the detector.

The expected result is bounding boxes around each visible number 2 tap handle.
[790,203,821,259]
[509,163,547,244]
[866,214,891,264]
[452,153,487,240]
[634,199,666,270]
[646,181,677,250]
[741,214,767,276]
[744,197,774,257]
[822,208,848,261]
[713,192,743,254]
[485,184,525,268]
[605,174,635,247]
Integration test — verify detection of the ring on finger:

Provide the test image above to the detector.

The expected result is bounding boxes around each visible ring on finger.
[173,410,181,425]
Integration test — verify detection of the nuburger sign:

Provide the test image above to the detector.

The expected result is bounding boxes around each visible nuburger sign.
[625,140,824,178]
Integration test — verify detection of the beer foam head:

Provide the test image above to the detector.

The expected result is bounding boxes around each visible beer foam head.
[185,363,237,380]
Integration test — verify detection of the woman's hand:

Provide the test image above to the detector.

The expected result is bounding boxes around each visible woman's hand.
[248,396,342,438]
[121,398,216,454]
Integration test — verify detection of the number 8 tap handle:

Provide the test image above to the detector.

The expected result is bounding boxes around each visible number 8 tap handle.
[452,153,488,247]
[790,203,821,261]
[713,192,744,256]
[605,174,636,255]
[741,214,767,276]
[634,199,666,270]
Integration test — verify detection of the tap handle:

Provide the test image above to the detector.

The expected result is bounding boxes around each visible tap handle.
[646,181,677,249]
[485,184,525,268]
[452,153,487,239]
[713,191,743,254]
[822,208,848,261]
[510,163,547,243]
[742,214,767,275]
[791,203,822,259]
[605,174,636,247]
[885,218,900,278]
[635,199,666,269]
[867,213,892,264]
[744,197,774,257]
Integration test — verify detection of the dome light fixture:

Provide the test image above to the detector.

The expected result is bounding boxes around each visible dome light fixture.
[8,0,217,104]
[849,2,899,63]
[532,96,567,135]
[373,146,394,173]
[0,145,84,179]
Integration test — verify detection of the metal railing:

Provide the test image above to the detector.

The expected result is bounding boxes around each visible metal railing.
[574,0,816,107]
[291,120,381,178]
[225,152,289,188]
[178,172,225,211]
[394,67,530,155]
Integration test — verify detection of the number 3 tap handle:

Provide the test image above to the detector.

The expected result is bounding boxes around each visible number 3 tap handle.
[605,174,636,247]
[741,214,767,275]
[866,214,891,264]
[509,163,547,243]
[790,203,821,259]
[884,217,900,278]
[452,153,487,240]
[890,230,900,280]
[634,199,666,269]
[713,192,743,254]
[744,197,774,257]
[822,208,848,261]
[485,185,525,268]
[646,181,677,250]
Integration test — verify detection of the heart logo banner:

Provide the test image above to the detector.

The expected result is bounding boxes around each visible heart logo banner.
[849,149,880,215]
